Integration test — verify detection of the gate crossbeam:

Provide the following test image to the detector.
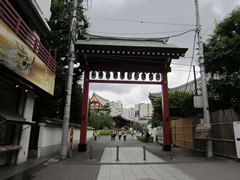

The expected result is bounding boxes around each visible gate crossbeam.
[89,79,162,85]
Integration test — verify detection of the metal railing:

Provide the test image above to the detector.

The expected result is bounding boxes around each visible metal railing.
[0,0,56,73]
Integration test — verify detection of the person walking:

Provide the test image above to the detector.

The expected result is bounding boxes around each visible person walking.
[94,132,97,141]
[118,131,122,140]
[113,131,116,141]
[111,131,113,141]
[123,131,127,141]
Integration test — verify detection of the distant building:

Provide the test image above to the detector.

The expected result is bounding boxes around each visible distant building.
[135,103,153,119]
[109,100,122,109]
[89,93,134,129]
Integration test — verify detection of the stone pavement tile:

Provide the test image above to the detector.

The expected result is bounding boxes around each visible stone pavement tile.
[173,162,240,180]
[123,177,136,180]
[33,165,99,180]
[101,147,165,163]
[150,164,169,173]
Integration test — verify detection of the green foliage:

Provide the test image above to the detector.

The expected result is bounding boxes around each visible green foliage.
[150,90,199,127]
[137,136,145,142]
[126,130,131,134]
[151,96,162,127]
[133,122,143,133]
[94,103,112,116]
[204,7,240,112]
[33,0,89,123]
[88,109,113,129]
[98,130,112,135]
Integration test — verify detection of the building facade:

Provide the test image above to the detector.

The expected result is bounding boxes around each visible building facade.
[0,0,56,165]
[135,103,153,119]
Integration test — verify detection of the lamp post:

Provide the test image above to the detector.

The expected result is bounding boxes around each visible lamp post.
[60,0,83,160]
[194,0,212,158]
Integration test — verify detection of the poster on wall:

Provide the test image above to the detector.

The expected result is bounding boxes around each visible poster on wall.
[0,20,55,95]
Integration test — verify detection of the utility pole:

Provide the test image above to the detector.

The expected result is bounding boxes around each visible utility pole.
[60,0,82,160]
[194,0,212,158]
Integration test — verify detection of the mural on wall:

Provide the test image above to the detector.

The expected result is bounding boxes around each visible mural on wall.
[0,20,55,95]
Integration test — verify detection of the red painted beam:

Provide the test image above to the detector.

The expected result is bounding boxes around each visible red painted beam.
[89,79,163,85]
[79,69,89,151]
[161,72,171,151]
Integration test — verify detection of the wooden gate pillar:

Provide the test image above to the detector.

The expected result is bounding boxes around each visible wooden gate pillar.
[78,69,89,152]
[161,71,171,151]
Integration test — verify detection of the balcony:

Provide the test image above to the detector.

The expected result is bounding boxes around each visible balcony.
[0,0,56,73]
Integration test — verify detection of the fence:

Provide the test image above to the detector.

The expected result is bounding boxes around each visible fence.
[171,109,238,158]
[0,0,56,72]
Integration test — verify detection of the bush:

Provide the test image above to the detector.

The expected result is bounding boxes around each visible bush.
[137,136,145,142]
[98,129,131,136]
[99,130,112,135]
[137,136,153,143]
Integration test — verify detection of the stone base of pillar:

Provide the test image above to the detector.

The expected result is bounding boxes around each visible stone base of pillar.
[78,143,87,152]
[162,144,171,151]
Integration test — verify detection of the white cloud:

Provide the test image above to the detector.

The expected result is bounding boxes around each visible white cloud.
[80,0,239,109]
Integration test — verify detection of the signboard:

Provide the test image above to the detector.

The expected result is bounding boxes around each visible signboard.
[193,96,203,108]
[0,20,55,95]
[194,124,211,140]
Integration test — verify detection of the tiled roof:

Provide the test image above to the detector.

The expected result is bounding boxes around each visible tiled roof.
[92,92,109,106]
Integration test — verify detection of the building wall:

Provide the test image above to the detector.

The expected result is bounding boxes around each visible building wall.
[135,103,153,118]
[110,100,122,109]
[0,0,55,165]
[37,123,94,158]
[36,0,52,21]
[122,108,129,117]
[17,90,35,164]
[129,108,135,118]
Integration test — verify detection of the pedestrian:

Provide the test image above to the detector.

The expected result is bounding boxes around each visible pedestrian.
[94,132,97,141]
[111,131,113,141]
[118,130,122,140]
[123,131,127,141]
[113,131,116,141]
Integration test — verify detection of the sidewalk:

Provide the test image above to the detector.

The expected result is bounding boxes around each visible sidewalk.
[1,136,240,180]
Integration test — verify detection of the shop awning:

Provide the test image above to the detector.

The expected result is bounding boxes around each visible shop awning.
[0,110,35,125]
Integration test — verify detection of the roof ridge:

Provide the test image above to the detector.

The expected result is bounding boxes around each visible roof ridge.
[84,34,169,43]
[93,92,109,103]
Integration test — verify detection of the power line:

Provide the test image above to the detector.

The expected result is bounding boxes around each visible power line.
[185,31,197,91]
[89,17,196,27]
[202,0,235,36]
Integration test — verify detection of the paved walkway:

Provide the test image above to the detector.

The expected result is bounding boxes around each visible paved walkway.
[1,136,240,180]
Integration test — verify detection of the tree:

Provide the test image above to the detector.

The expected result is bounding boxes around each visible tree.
[204,7,240,112]
[150,90,199,127]
[88,108,113,130]
[133,122,143,133]
[33,0,89,123]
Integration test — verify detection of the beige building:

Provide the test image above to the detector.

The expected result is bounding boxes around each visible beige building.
[135,103,153,119]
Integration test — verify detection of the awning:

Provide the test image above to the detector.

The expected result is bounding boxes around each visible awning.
[0,110,35,125]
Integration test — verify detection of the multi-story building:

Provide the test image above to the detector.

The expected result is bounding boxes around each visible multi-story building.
[128,108,135,119]
[135,103,153,119]
[0,0,56,165]
[109,100,122,109]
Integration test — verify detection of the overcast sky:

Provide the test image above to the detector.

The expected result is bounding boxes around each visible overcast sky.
[80,0,240,108]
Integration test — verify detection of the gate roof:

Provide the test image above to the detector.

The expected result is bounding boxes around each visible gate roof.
[75,35,188,73]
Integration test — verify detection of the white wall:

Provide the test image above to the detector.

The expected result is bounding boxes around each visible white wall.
[17,90,35,164]
[37,123,94,158]
[35,0,52,21]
